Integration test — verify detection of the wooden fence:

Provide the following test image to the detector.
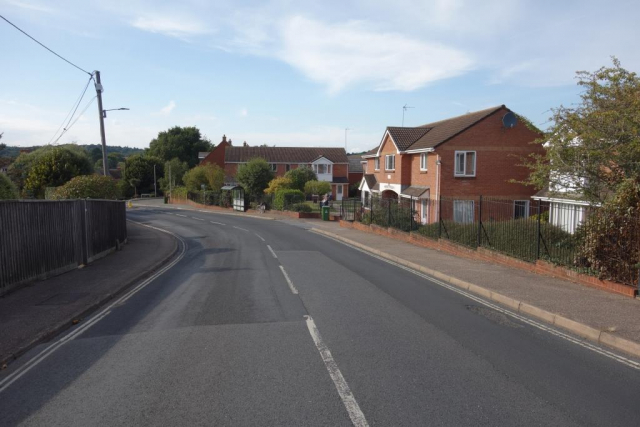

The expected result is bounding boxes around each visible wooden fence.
[0,200,127,294]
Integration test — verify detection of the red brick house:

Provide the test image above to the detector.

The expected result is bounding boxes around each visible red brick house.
[359,105,543,223]
[202,138,351,200]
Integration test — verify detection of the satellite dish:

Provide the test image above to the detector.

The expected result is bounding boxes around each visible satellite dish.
[502,112,517,129]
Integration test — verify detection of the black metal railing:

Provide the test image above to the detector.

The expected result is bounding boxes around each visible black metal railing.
[357,194,640,288]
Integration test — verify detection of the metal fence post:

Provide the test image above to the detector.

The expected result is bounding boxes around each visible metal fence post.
[477,195,483,247]
[536,200,542,260]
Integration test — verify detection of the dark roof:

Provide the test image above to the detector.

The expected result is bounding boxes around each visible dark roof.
[198,151,210,159]
[401,186,430,198]
[349,158,363,173]
[332,177,349,184]
[408,105,505,151]
[225,147,348,163]
[362,147,378,158]
[386,127,432,151]
[532,187,588,202]
[363,174,377,189]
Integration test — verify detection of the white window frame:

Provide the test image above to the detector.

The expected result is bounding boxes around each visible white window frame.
[285,164,291,172]
[420,153,428,171]
[514,200,530,219]
[454,151,476,177]
[337,184,343,195]
[385,154,395,171]
[453,200,475,224]
[270,163,278,172]
[374,157,380,170]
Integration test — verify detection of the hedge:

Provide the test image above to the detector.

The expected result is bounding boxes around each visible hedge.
[273,189,304,210]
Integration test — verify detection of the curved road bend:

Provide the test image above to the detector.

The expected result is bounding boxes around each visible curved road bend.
[2,205,640,426]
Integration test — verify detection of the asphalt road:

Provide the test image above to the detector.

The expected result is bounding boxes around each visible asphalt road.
[2,204,640,426]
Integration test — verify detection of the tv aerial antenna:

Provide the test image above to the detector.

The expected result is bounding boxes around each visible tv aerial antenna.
[402,104,414,126]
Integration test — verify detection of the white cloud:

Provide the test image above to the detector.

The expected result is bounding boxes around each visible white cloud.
[131,15,210,38]
[160,100,176,115]
[240,108,248,117]
[277,16,473,93]
[4,0,53,13]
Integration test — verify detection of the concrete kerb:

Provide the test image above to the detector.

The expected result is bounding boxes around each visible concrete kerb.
[310,227,640,360]
[0,222,180,368]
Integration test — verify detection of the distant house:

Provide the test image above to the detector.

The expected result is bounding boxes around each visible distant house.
[347,156,364,187]
[360,105,544,224]
[202,136,351,200]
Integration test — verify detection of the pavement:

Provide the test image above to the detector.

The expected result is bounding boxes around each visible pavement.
[0,221,178,367]
[157,199,640,356]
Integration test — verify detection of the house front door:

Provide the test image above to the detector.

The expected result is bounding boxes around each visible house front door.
[336,184,343,201]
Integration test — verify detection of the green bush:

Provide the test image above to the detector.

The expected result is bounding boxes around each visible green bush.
[304,180,330,196]
[170,186,188,200]
[219,190,232,208]
[0,173,18,199]
[51,175,118,200]
[273,189,304,210]
[290,202,312,213]
[416,218,575,262]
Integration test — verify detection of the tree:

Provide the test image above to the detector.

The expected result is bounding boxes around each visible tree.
[0,173,18,199]
[285,167,317,192]
[304,180,331,196]
[94,152,124,171]
[123,154,164,194]
[0,132,5,151]
[147,126,212,167]
[51,175,118,200]
[236,157,274,196]
[88,147,102,163]
[23,147,93,198]
[519,58,640,204]
[265,176,292,194]
[160,157,189,191]
[8,144,90,192]
[182,164,225,192]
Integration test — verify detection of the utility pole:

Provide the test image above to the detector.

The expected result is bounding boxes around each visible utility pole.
[94,70,108,176]
[154,164,157,197]
[345,128,350,151]
[168,164,172,198]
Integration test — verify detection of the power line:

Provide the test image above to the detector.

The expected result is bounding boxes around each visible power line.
[53,96,96,145]
[0,14,91,75]
[47,75,94,145]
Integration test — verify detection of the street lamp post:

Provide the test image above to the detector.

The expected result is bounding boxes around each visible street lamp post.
[102,107,130,118]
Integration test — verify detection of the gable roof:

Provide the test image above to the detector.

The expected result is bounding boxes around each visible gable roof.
[408,105,505,151]
[370,105,506,155]
[225,147,348,163]
[386,127,432,151]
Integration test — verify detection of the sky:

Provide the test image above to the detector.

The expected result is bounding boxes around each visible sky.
[1,0,638,153]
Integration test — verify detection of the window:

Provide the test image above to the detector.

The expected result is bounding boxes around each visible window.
[385,155,395,171]
[285,164,291,172]
[453,200,474,223]
[270,164,277,172]
[374,158,380,170]
[514,200,530,219]
[313,164,332,174]
[363,191,369,205]
[337,185,343,194]
[420,153,428,171]
[454,151,476,177]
